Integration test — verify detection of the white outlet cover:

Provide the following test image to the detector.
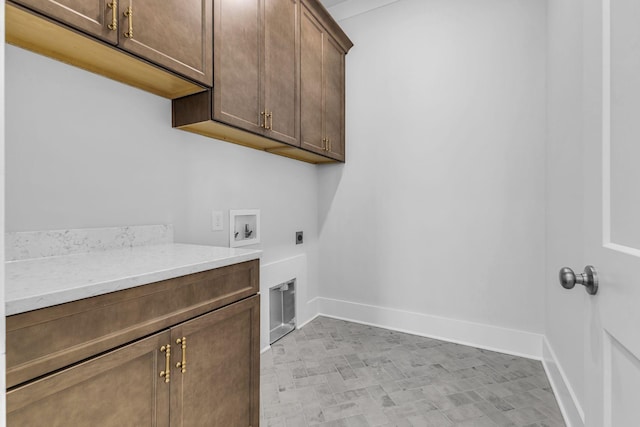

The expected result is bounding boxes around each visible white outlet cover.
[211,210,224,231]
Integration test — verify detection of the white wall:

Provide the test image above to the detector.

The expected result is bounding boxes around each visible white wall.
[318,0,547,350]
[544,0,586,424]
[5,45,320,318]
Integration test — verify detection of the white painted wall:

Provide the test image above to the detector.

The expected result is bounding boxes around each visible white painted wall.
[544,0,586,425]
[5,44,320,322]
[318,0,547,346]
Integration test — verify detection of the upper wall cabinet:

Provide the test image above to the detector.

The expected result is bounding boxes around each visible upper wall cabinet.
[300,1,346,161]
[173,0,353,164]
[212,0,263,136]
[6,0,212,98]
[118,0,213,86]
[263,0,299,146]
[10,0,119,44]
[212,0,298,146]
[6,0,351,163]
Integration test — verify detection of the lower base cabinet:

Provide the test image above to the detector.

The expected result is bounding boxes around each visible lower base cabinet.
[8,330,171,426]
[7,295,260,427]
[171,295,260,426]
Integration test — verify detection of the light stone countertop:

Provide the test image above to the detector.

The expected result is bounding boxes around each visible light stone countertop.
[5,243,261,316]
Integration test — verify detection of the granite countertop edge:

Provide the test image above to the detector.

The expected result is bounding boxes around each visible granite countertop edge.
[5,243,262,316]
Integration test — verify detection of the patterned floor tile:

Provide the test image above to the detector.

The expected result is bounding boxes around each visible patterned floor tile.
[260,317,566,427]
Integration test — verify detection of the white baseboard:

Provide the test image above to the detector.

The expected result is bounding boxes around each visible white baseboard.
[541,337,584,427]
[297,298,320,329]
[316,297,544,360]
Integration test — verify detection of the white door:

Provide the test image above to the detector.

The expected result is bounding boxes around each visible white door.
[581,0,640,425]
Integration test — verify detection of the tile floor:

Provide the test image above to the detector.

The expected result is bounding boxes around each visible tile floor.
[260,317,566,427]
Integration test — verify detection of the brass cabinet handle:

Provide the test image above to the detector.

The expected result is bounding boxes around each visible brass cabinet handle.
[160,344,171,383]
[107,0,117,30]
[175,337,187,373]
[322,138,326,150]
[261,111,272,130]
[123,6,133,38]
[328,138,332,152]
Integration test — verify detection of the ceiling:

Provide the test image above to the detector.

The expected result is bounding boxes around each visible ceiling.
[321,0,349,7]
[320,0,402,21]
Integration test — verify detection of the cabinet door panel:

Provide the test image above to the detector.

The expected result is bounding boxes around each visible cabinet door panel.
[119,0,212,85]
[7,331,171,427]
[264,0,298,146]
[213,0,263,134]
[324,35,345,161]
[170,295,260,427]
[12,0,118,44]
[300,5,325,154]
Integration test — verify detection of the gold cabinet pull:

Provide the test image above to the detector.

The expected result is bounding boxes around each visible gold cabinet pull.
[261,111,272,130]
[107,0,117,30]
[321,138,326,150]
[327,138,331,152]
[175,337,187,373]
[123,6,133,38]
[160,344,171,383]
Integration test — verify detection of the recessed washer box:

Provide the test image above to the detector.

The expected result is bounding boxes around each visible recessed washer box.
[269,280,296,344]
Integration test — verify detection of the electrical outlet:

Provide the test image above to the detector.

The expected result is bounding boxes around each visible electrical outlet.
[296,231,303,245]
[212,210,224,231]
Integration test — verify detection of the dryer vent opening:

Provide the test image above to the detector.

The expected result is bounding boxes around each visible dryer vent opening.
[269,280,296,344]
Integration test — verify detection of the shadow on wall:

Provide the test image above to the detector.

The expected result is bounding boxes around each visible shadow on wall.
[317,163,345,233]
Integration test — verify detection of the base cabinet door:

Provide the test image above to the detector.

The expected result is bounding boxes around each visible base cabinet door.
[11,0,118,44]
[7,331,171,427]
[170,295,260,427]
[118,0,212,85]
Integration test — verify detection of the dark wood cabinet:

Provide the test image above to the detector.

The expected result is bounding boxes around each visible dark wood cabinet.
[7,0,351,163]
[213,0,263,134]
[300,5,325,154]
[213,0,298,146]
[119,0,213,86]
[173,0,352,164]
[11,0,118,44]
[300,1,346,161]
[8,331,171,426]
[170,296,260,427]
[6,261,260,426]
[323,36,346,161]
[264,0,299,146]
[6,0,211,97]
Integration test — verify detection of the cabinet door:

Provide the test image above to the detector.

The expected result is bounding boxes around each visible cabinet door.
[7,331,171,427]
[118,0,212,86]
[12,0,118,44]
[323,35,346,161]
[170,295,260,427]
[213,0,264,134]
[300,5,325,154]
[264,0,299,146]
